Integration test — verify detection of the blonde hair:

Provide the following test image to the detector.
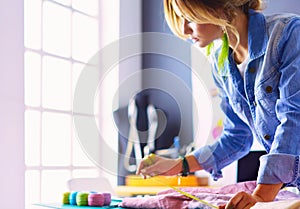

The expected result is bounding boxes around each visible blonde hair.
[163,0,264,48]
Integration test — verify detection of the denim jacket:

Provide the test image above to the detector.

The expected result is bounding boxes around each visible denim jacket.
[193,10,300,189]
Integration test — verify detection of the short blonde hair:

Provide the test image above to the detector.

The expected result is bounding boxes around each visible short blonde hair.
[163,0,264,47]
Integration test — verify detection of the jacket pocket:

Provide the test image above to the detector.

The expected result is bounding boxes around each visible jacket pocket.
[255,71,280,116]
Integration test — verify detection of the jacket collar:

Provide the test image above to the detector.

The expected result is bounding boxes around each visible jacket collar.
[248,9,268,60]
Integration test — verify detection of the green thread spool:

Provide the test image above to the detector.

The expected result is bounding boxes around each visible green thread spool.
[76,192,89,206]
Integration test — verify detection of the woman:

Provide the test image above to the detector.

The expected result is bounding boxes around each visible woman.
[137,0,300,208]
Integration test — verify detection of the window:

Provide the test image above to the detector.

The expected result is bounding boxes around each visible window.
[24,0,109,207]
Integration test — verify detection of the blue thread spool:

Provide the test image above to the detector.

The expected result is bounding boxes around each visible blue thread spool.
[69,191,78,205]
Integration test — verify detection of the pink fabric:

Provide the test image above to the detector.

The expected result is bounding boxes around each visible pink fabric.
[119,181,300,209]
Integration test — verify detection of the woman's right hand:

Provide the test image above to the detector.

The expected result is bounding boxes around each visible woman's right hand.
[136,154,182,177]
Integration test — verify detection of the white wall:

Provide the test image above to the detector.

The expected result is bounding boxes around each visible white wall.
[0,1,25,209]
[118,0,142,108]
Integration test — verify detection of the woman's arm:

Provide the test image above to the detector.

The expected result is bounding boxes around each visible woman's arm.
[252,183,283,202]
[222,183,283,209]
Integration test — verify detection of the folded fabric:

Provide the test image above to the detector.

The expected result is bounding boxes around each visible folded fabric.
[119,181,300,209]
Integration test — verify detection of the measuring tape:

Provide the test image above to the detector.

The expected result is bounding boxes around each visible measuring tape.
[143,154,218,209]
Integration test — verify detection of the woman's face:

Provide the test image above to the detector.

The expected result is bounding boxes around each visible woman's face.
[182,19,223,48]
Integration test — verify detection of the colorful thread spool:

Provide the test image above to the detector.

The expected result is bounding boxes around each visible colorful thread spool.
[69,192,78,205]
[102,192,112,206]
[62,192,70,204]
[88,193,104,206]
[76,192,89,206]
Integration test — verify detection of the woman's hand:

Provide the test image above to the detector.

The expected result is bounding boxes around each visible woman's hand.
[218,183,283,209]
[219,192,261,209]
[136,154,182,177]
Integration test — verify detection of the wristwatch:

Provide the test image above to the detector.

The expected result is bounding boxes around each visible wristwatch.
[181,156,190,177]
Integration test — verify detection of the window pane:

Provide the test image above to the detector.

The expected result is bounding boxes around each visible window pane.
[95,65,119,155]
[25,110,41,166]
[24,51,41,107]
[72,127,94,166]
[41,170,70,202]
[72,169,100,178]
[42,56,71,111]
[43,1,71,57]
[72,63,99,114]
[53,0,71,6]
[42,112,71,166]
[24,0,41,49]
[72,12,99,62]
[72,62,84,108]
[25,170,40,206]
[72,0,98,16]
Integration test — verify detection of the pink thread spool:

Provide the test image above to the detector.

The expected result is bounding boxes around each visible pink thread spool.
[88,193,104,206]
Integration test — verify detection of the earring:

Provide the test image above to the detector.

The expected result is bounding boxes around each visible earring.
[218,32,229,75]
[206,26,225,56]
[206,42,214,56]
[206,27,229,76]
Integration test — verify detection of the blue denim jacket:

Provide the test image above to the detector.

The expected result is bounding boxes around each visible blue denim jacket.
[193,10,300,189]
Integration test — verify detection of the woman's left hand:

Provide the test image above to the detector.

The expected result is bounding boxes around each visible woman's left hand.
[218,183,283,209]
[218,192,262,209]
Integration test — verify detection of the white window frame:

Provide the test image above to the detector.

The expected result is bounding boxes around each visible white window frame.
[23,0,120,207]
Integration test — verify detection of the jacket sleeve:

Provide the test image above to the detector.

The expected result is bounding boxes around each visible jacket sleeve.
[192,67,253,181]
[257,17,300,185]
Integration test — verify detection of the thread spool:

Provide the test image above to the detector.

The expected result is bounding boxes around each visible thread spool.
[76,192,89,206]
[88,193,104,206]
[102,192,112,206]
[62,192,70,204]
[69,192,78,205]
